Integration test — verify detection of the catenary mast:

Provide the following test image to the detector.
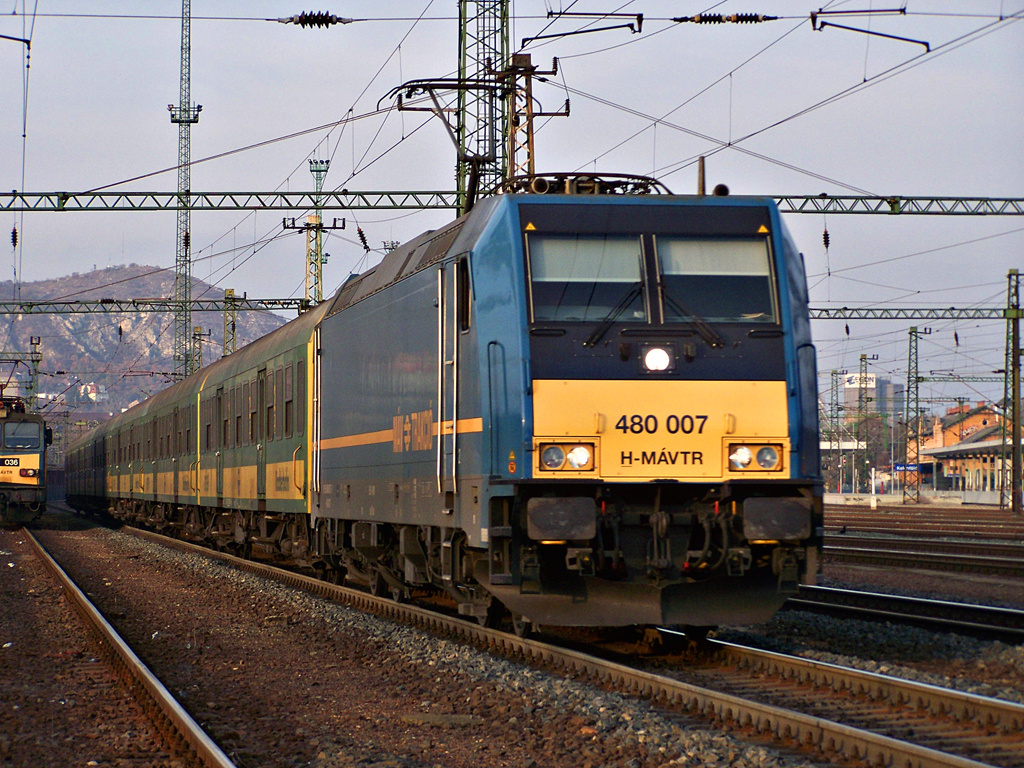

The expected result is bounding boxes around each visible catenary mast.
[169,0,201,378]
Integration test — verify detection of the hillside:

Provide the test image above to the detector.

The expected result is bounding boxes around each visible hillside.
[0,264,289,415]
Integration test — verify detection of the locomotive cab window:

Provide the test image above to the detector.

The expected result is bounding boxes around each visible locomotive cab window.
[654,237,777,323]
[3,421,41,449]
[527,235,646,323]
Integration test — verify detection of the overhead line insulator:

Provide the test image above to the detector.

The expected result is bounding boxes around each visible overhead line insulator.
[673,14,778,24]
[277,12,355,28]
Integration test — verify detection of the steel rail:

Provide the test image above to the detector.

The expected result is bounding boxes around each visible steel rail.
[787,585,1024,643]
[824,544,1024,577]
[24,529,237,768]
[128,527,999,768]
[827,525,1024,541]
[708,639,1024,734]
[829,534,1024,558]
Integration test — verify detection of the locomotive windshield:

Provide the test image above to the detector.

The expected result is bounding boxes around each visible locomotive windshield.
[655,237,776,323]
[527,235,646,323]
[4,421,41,449]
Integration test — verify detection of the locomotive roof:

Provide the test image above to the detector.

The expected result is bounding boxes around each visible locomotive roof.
[323,194,508,319]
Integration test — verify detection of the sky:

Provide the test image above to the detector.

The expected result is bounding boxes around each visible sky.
[1,1,1022,411]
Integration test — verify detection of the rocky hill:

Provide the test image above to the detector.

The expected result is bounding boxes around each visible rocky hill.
[0,264,288,415]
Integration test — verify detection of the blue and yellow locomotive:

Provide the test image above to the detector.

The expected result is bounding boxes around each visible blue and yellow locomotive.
[67,178,821,630]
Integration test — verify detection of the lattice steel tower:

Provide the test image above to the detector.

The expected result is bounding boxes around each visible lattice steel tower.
[457,0,509,213]
[904,327,930,503]
[308,159,330,304]
[169,0,201,379]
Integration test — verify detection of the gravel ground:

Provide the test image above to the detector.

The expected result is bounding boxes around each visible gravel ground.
[21,519,823,768]
[0,528,182,768]
[6,513,1023,768]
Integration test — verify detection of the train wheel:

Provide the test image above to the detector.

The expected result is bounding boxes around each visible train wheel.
[511,613,534,639]
[369,569,385,597]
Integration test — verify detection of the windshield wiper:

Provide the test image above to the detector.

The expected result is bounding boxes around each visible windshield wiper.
[662,292,724,348]
[583,282,643,347]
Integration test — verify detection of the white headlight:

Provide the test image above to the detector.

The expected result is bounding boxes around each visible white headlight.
[729,446,753,469]
[644,347,672,371]
[541,445,566,469]
[756,446,780,469]
[566,445,592,469]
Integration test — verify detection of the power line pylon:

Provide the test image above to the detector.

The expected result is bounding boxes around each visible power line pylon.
[283,160,344,305]
[903,327,930,503]
[457,0,508,214]
[223,288,237,356]
[857,354,878,491]
[169,0,201,379]
[830,369,846,492]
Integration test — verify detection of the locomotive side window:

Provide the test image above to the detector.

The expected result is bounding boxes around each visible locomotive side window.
[528,235,645,323]
[654,238,776,323]
[3,421,40,449]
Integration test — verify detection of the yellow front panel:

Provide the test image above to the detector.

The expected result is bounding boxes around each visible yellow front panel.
[0,453,41,486]
[533,379,790,480]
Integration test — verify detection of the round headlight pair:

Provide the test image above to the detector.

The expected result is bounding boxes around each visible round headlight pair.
[728,445,780,471]
[541,444,592,470]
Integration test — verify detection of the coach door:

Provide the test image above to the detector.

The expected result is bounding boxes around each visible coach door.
[256,369,267,501]
[172,407,180,503]
[215,388,225,499]
[437,259,467,510]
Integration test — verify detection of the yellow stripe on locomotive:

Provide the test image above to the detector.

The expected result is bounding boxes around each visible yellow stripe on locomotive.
[532,379,790,480]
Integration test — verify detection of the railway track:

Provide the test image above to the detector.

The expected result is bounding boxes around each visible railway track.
[824,505,1024,541]
[19,529,235,768]
[827,524,1024,541]
[124,525,1021,768]
[652,639,1024,768]
[824,538,1024,577]
[785,585,1024,643]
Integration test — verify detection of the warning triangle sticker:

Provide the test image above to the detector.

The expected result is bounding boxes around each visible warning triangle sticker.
[757,225,769,234]
[525,222,536,231]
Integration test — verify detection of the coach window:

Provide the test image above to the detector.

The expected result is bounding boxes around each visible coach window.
[250,378,259,444]
[654,237,776,323]
[457,258,471,332]
[221,392,231,449]
[276,368,284,439]
[235,387,243,447]
[527,235,646,323]
[296,361,305,436]
[284,364,294,438]
[266,372,275,442]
